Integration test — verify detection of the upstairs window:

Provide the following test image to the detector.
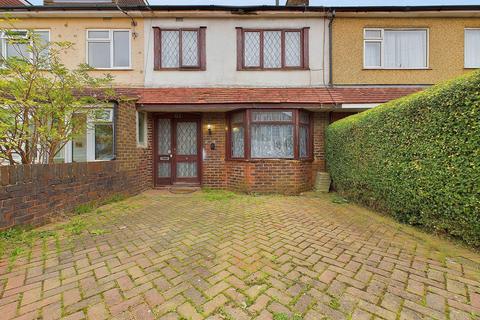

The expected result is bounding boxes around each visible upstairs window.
[465,29,480,68]
[86,30,131,69]
[0,30,50,63]
[364,28,428,69]
[153,27,206,70]
[237,28,309,70]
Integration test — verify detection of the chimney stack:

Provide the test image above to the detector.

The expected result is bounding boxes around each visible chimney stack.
[285,0,309,5]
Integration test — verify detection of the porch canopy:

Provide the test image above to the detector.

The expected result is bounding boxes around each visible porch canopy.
[134,87,423,112]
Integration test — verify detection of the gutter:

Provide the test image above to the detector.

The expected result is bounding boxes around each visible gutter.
[328,9,335,87]
[0,4,329,12]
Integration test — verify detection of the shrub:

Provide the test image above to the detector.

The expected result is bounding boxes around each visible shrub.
[326,71,480,247]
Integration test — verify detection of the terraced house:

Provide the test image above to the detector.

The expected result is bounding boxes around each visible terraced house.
[1,0,479,194]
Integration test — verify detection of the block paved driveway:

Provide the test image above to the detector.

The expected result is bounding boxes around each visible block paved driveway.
[0,190,479,320]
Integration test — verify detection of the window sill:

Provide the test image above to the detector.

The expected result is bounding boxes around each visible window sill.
[90,68,133,71]
[137,143,148,149]
[153,68,205,71]
[238,68,310,71]
[226,158,313,162]
[362,67,431,70]
[464,67,480,69]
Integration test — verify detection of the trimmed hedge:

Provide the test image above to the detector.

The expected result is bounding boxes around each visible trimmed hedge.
[326,71,480,247]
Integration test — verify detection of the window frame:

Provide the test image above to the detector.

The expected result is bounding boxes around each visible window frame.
[226,109,313,161]
[236,27,309,71]
[86,29,132,70]
[153,27,207,71]
[136,111,148,148]
[57,105,116,163]
[464,28,480,69]
[363,27,429,70]
[0,29,50,64]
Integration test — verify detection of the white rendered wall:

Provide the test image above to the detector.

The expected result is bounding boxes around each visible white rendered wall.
[144,17,329,87]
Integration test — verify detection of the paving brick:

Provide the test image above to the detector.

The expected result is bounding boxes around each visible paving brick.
[0,192,478,320]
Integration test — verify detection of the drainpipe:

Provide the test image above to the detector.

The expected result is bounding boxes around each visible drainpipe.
[327,9,335,87]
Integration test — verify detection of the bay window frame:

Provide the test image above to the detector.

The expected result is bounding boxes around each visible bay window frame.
[153,27,207,71]
[226,109,313,161]
[236,27,309,71]
[363,27,429,70]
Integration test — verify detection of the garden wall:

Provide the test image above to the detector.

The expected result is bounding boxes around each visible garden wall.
[0,162,146,229]
[326,71,480,246]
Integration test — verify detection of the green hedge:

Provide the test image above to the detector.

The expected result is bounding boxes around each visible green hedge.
[326,71,480,247]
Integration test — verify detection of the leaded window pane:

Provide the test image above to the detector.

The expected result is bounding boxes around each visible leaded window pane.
[231,112,244,124]
[161,31,179,68]
[157,118,171,155]
[252,111,293,122]
[251,124,294,158]
[264,31,281,68]
[231,126,244,158]
[285,31,301,67]
[244,32,260,67]
[299,112,309,124]
[299,126,308,158]
[182,31,199,67]
[158,163,171,178]
[177,162,197,177]
[176,122,197,155]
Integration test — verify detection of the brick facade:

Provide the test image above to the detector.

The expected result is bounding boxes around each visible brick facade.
[199,111,329,194]
[115,100,153,190]
[0,108,328,229]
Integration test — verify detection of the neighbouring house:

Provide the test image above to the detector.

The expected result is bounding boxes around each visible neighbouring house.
[0,2,479,196]
[0,0,31,7]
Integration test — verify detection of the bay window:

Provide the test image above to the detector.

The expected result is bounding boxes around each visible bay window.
[228,110,311,160]
[237,28,309,70]
[465,28,480,68]
[364,28,428,69]
[86,30,131,69]
[153,27,206,70]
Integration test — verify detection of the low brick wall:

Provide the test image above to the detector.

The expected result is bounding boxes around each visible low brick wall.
[226,160,314,194]
[0,162,146,229]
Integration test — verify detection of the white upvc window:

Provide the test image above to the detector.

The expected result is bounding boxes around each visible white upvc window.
[0,29,50,63]
[136,111,147,148]
[57,106,115,163]
[86,29,131,69]
[465,28,480,68]
[363,28,429,69]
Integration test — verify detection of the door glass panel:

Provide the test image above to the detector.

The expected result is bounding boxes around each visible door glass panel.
[176,162,197,178]
[176,122,197,155]
[157,118,171,155]
[158,163,171,178]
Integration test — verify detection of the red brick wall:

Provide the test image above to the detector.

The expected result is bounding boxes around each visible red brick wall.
[202,113,227,189]
[226,160,313,194]
[312,112,328,174]
[115,100,153,190]
[0,162,143,229]
[0,100,153,230]
[200,111,329,194]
